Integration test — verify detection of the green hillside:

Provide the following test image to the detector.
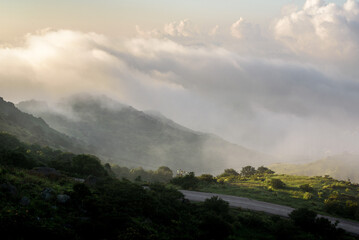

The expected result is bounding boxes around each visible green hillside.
[17,94,273,174]
[0,97,85,154]
[183,167,359,222]
[0,133,354,240]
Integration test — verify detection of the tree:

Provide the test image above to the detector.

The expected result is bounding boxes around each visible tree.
[155,166,173,182]
[219,168,239,177]
[0,133,22,151]
[240,166,256,177]
[71,154,108,177]
[198,174,216,184]
[289,208,317,231]
[170,172,199,190]
[257,166,274,175]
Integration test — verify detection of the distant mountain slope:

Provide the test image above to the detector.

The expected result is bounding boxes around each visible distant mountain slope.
[0,97,85,153]
[270,154,359,182]
[18,94,273,174]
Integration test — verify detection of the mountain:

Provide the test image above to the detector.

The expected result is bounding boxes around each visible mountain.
[17,94,273,174]
[0,97,85,153]
[270,153,359,182]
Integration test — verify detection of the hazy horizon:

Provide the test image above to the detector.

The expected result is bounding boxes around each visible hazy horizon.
[2,0,359,162]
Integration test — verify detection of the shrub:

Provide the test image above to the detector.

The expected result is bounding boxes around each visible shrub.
[71,154,108,177]
[324,199,342,214]
[303,192,313,200]
[299,184,313,192]
[202,196,229,216]
[269,179,285,189]
[198,174,216,184]
[170,172,199,190]
[289,208,316,231]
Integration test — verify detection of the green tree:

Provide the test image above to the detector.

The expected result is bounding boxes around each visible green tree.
[219,168,239,177]
[71,154,107,177]
[155,166,173,182]
[170,172,199,190]
[241,166,256,177]
[198,174,216,184]
[256,166,274,175]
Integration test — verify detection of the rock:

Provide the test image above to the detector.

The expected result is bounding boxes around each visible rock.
[1,183,17,197]
[30,167,61,179]
[57,194,70,203]
[19,196,31,206]
[84,175,98,186]
[72,178,85,183]
[41,187,54,201]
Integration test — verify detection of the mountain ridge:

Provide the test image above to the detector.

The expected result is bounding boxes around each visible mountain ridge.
[0,97,86,153]
[17,94,273,174]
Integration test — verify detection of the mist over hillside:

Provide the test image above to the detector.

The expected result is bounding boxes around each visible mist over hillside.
[0,97,85,153]
[270,154,359,183]
[17,94,273,174]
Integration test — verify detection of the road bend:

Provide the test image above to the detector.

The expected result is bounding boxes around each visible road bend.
[180,190,359,235]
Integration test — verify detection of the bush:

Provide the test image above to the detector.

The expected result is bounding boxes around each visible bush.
[300,184,313,192]
[198,174,216,184]
[269,179,285,189]
[198,212,232,240]
[71,154,108,177]
[324,199,343,214]
[170,172,199,190]
[202,196,229,217]
[303,192,313,200]
[289,208,317,231]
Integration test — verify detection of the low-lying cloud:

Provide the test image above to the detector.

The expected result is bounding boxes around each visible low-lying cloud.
[1,0,359,161]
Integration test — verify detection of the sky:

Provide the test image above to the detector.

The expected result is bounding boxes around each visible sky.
[1,0,359,161]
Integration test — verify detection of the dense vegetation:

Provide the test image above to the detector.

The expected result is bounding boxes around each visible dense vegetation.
[0,97,85,153]
[0,133,355,239]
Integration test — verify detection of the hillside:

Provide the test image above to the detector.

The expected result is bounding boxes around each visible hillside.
[0,97,85,153]
[270,154,359,183]
[0,133,354,240]
[17,94,273,174]
[190,167,359,222]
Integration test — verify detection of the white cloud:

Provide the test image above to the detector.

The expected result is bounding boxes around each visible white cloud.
[230,18,260,39]
[164,19,197,37]
[209,25,219,36]
[2,7,359,161]
[275,0,359,60]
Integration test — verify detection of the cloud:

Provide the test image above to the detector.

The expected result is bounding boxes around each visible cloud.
[274,0,359,60]
[1,25,359,160]
[230,18,260,39]
[163,19,197,37]
[209,25,219,36]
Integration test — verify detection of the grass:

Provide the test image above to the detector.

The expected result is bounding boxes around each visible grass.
[196,174,359,220]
